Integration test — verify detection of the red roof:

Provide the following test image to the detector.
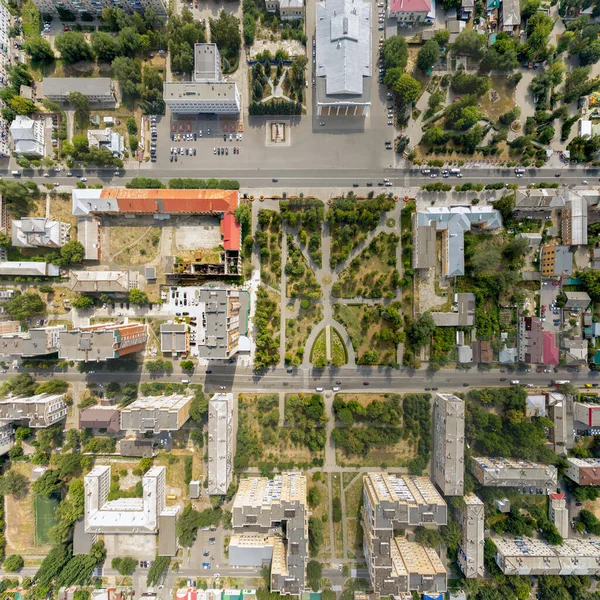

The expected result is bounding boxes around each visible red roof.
[543,332,559,365]
[390,0,431,13]
[550,493,565,500]
[221,212,241,251]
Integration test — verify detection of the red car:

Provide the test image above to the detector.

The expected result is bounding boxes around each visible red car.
[63,26,70,31]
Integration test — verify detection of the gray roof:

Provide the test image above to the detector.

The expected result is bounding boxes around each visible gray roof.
[160,323,187,354]
[552,245,573,276]
[42,78,114,98]
[118,438,156,458]
[0,262,59,277]
[514,188,566,210]
[499,346,517,364]
[72,189,118,216]
[194,43,220,82]
[502,0,521,27]
[158,511,179,556]
[431,293,476,327]
[415,207,502,276]
[79,407,120,432]
[208,393,232,495]
[315,0,371,96]
[73,519,96,555]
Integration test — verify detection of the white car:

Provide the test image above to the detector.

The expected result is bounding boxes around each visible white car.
[53,167,61,172]
[80,177,87,182]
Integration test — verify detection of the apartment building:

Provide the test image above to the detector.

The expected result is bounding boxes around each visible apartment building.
[160,323,188,354]
[10,116,45,157]
[120,394,193,433]
[432,394,465,496]
[471,457,558,489]
[0,262,60,277]
[231,473,308,596]
[548,392,573,457]
[208,393,233,495]
[574,401,600,428]
[0,0,10,157]
[494,538,600,575]
[68,270,137,294]
[0,423,14,456]
[540,244,572,277]
[58,322,148,361]
[194,44,222,82]
[362,473,446,596]
[32,0,168,16]
[42,78,116,103]
[549,493,569,539]
[0,393,68,428]
[84,465,178,537]
[457,494,484,579]
[266,0,304,20]
[565,457,600,486]
[0,325,64,358]
[11,218,70,249]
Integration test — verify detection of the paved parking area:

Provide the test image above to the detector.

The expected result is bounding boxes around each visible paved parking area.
[540,281,562,334]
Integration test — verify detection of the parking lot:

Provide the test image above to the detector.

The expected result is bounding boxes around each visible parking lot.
[540,281,562,334]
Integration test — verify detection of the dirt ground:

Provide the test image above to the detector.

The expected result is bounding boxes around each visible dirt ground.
[107,225,161,266]
[336,437,416,468]
[479,76,516,122]
[415,263,452,315]
[174,216,224,250]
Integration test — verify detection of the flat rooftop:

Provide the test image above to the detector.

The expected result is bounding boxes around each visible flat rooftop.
[163,81,238,101]
[194,43,220,81]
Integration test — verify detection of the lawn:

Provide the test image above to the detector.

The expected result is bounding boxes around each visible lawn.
[280,198,325,268]
[256,209,282,290]
[310,328,326,366]
[334,233,399,299]
[308,474,331,560]
[344,475,363,520]
[285,302,323,366]
[108,226,161,266]
[331,473,344,560]
[333,304,397,366]
[330,328,348,367]
[34,494,59,545]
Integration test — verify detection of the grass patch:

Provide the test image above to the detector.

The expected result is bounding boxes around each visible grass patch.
[333,304,397,366]
[308,475,331,559]
[346,518,364,561]
[286,237,321,300]
[256,209,282,290]
[108,226,161,266]
[331,473,344,559]
[333,233,400,299]
[34,494,59,545]
[21,0,41,40]
[254,287,280,370]
[285,302,323,366]
[330,328,348,367]
[310,328,327,366]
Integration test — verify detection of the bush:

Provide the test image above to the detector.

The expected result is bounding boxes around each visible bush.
[3,555,23,572]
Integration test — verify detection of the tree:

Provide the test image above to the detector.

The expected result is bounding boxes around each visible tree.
[3,555,24,572]
[0,470,28,496]
[407,313,436,349]
[434,30,450,46]
[332,497,342,522]
[381,35,408,71]
[55,31,93,63]
[91,31,119,62]
[24,37,54,62]
[111,556,137,576]
[307,486,322,508]
[452,29,486,58]
[129,135,139,153]
[209,10,241,61]
[417,40,440,73]
[180,360,194,372]
[61,240,85,264]
[117,26,142,56]
[393,74,421,106]
[146,555,170,586]
[414,526,442,548]
[4,292,45,322]
[9,96,36,115]
[306,560,322,592]
[32,469,63,498]
[308,517,324,556]
[112,56,142,97]
[128,288,148,305]
[234,203,251,228]
[441,520,462,552]
[126,117,137,135]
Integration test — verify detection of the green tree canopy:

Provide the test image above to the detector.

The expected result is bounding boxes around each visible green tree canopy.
[24,37,55,62]
[3,555,24,572]
[55,31,93,63]
[417,40,440,72]
[4,292,45,322]
[61,240,85,264]
[128,288,148,305]
[381,35,408,70]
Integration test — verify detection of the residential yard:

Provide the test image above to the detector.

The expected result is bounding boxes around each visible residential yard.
[285,302,323,366]
[256,209,282,290]
[331,472,344,560]
[334,233,399,299]
[333,304,397,366]
[107,225,161,266]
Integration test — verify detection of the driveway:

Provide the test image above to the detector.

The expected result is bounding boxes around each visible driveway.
[540,280,561,335]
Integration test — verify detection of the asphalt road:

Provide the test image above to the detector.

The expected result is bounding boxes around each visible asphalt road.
[4,167,599,189]
[14,364,595,394]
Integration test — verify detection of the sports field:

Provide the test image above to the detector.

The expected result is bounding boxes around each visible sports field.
[34,494,58,545]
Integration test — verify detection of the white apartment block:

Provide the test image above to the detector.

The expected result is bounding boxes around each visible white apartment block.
[0,393,68,428]
[458,494,484,579]
[84,464,174,534]
[208,393,233,496]
[0,423,14,456]
[549,493,569,539]
[163,82,240,115]
[432,393,465,496]
[10,116,45,157]
[32,0,167,17]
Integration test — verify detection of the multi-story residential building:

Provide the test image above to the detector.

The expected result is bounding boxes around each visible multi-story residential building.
[0,261,60,277]
[540,244,572,277]
[9,116,45,157]
[0,423,14,456]
[565,457,600,486]
[457,494,484,579]
[471,457,558,489]
[315,0,371,117]
[120,394,193,433]
[0,393,68,427]
[574,401,600,428]
[362,473,447,596]
[548,392,573,456]
[564,291,591,311]
[11,218,70,248]
[0,325,64,358]
[42,78,116,103]
[494,538,600,575]
[78,407,121,432]
[208,393,233,495]
[432,394,465,496]
[231,473,308,596]
[58,322,148,361]
[266,0,304,20]
[413,207,502,277]
[87,128,124,158]
[388,0,431,22]
[32,0,168,16]
[548,493,569,538]
[84,465,178,541]
[518,315,559,366]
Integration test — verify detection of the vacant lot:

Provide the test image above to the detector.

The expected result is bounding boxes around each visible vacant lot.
[333,304,397,366]
[108,225,161,266]
[335,233,399,299]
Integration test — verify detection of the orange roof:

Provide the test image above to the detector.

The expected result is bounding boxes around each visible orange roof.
[99,188,238,214]
[221,212,241,251]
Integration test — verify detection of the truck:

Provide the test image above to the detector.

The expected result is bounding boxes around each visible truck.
[552,380,570,386]
[11,171,20,176]
[510,380,520,385]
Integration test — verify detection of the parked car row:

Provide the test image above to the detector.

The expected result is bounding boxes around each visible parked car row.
[149,115,158,162]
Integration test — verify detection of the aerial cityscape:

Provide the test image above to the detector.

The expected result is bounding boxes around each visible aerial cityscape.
[0,0,597,598]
